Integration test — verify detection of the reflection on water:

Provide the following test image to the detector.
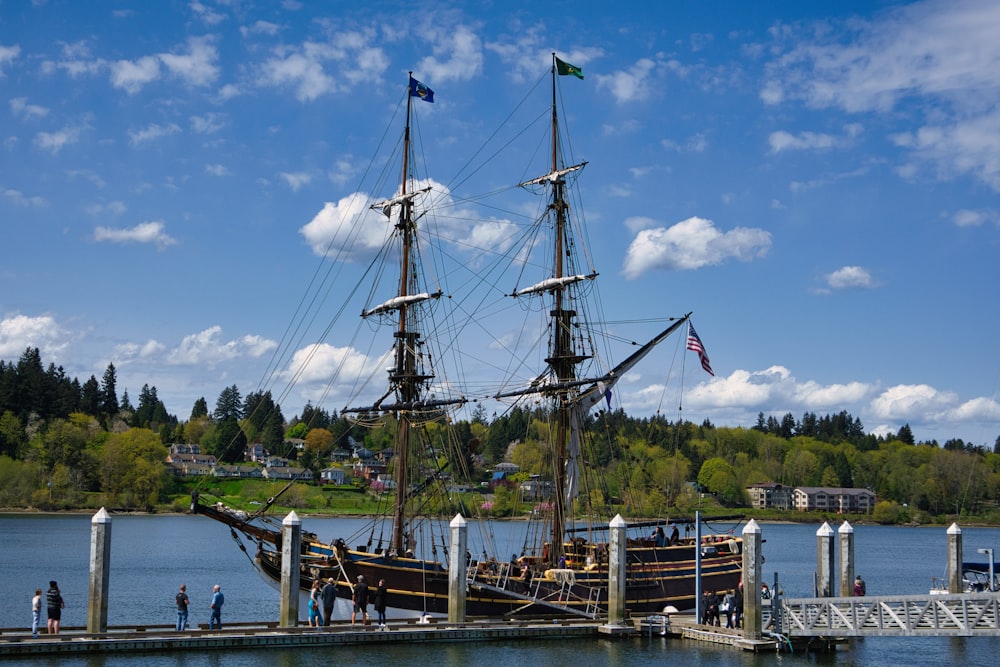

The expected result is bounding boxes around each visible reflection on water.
[1,514,998,666]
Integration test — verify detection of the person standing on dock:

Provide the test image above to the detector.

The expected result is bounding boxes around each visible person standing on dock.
[854,575,866,596]
[209,584,224,630]
[373,578,388,630]
[733,581,744,629]
[308,580,322,628]
[175,584,189,631]
[320,577,336,626]
[45,580,64,635]
[31,589,42,638]
[351,575,369,626]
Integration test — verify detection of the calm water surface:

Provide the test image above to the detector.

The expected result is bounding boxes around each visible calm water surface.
[2,513,998,666]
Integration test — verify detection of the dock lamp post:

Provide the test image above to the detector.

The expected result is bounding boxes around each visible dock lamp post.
[977,548,995,592]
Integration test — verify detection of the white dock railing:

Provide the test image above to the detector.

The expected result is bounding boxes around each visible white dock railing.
[778,593,1000,637]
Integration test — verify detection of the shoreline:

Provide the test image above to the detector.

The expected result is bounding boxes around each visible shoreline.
[2,507,996,528]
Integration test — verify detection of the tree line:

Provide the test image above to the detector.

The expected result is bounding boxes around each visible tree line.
[1,346,998,523]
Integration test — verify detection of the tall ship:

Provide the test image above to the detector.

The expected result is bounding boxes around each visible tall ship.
[192,55,744,618]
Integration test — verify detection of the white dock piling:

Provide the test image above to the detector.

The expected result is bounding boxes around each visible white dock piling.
[947,522,963,594]
[838,521,854,597]
[87,508,112,634]
[448,514,468,623]
[605,514,628,629]
[741,519,762,641]
[279,511,301,628]
[816,522,834,597]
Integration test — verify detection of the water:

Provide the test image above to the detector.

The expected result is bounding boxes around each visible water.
[2,513,998,666]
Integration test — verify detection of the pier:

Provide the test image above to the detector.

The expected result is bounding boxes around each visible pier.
[0,618,600,658]
[5,510,997,658]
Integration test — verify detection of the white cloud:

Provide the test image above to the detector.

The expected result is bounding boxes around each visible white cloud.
[110,55,161,94]
[824,265,877,290]
[0,314,68,358]
[622,216,772,278]
[662,133,708,153]
[768,130,835,152]
[299,179,514,265]
[326,157,356,186]
[300,192,393,259]
[595,58,657,103]
[128,123,181,146]
[158,36,219,87]
[10,97,48,119]
[205,163,229,176]
[890,111,1000,191]
[485,31,602,85]
[190,112,226,134]
[241,20,281,38]
[257,30,388,101]
[0,44,20,75]
[762,0,1000,191]
[284,342,371,384]
[951,208,999,227]
[2,187,46,207]
[114,339,166,359]
[93,221,177,249]
[869,383,959,421]
[216,83,241,101]
[259,48,337,101]
[34,125,82,154]
[416,24,483,83]
[166,326,277,366]
[280,171,312,191]
[190,1,226,26]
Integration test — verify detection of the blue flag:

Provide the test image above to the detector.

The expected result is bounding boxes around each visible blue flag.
[409,77,434,103]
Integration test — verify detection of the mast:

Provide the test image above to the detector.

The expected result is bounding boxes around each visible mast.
[386,73,425,556]
[545,54,583,564]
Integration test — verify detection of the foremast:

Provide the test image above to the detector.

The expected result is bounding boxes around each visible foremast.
[345,73,450,557]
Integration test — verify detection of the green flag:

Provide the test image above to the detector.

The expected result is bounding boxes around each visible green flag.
[555,56,584,79]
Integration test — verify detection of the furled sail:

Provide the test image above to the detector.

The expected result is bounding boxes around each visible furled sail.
[362,290,442,318]
[563,313,692,505]
[513,273,596,298]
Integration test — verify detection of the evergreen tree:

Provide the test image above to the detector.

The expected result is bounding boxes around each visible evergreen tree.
[191,397,209,419]
[298,402,331,430]
[897,423,915,445]
[261,407,286,450]
[14,348,45,420]
[779,413,796,439]
[212,418,247,463]
[799,412,818,438]
[100,363,119,418]
[213,385,242,422]
[81,376,101,416]
[120,389,134,413]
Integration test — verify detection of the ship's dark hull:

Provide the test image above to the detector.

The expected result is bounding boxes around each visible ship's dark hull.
[257,536,743,617]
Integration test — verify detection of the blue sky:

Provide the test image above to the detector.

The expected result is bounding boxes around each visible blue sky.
[2,0,998,446]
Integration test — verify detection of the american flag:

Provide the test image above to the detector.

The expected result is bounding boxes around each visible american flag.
[686,322,715,376]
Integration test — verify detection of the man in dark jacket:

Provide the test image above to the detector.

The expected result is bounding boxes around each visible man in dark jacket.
[351,575,369,626]
[320,578,337,626]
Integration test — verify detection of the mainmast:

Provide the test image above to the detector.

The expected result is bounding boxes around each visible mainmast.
[540,55,588,564]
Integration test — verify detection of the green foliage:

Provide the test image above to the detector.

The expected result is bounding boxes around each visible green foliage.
[99,428,169,509]
[872,500,909,524]
[0,455,39,506]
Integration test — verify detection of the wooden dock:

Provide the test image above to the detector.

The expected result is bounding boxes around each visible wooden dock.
[0,618,610,658]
